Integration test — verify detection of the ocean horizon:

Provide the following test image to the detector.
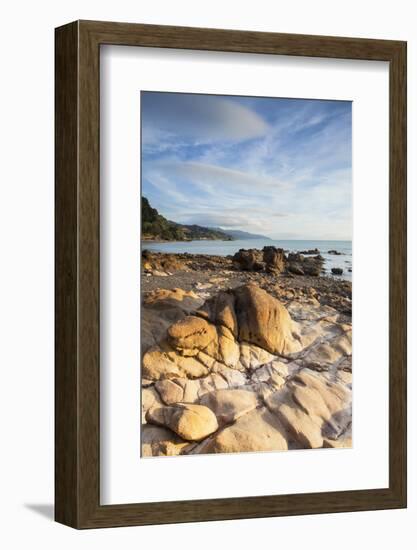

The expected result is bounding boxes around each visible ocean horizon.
[142,238,352,281]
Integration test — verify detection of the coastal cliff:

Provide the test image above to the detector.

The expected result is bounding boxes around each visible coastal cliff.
[142,197,233,242]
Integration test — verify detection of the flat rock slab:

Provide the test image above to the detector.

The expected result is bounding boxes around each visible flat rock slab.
[192,407,288,454]
[199,388,259,426]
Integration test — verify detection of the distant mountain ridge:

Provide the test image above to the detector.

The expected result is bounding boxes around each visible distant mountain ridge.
[142,197,233,241]
[212,228,272,240]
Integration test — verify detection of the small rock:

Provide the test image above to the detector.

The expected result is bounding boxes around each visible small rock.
[146,403,219,441]
[152,270,169,277]
[195,282,213,290]
[209,277,227,284]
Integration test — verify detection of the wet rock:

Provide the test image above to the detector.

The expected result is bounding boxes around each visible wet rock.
[331,268,343,275]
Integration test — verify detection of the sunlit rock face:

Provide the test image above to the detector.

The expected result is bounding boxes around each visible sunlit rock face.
[141,282,352,457]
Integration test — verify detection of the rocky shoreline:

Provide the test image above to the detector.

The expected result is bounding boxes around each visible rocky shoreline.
[141,247,352,457]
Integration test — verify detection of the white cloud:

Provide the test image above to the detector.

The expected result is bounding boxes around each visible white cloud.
[142,93,269,146]
[145,160,288,193]
[142,95,352,240]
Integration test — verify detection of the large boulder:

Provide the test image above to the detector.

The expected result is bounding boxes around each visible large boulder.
[142,288,203,353]
[234,283,302,356]
[142,283,303,381]
[197,291,238,337]
[146,403,219,441]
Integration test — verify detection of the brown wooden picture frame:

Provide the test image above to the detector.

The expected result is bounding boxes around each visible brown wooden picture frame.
[55,20,407,529]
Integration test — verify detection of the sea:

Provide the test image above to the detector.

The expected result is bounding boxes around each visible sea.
[142,239,352,281]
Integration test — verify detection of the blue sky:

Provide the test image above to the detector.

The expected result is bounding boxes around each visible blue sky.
[141,92,352,240]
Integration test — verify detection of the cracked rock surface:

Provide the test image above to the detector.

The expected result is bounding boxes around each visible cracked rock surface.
[141,280,352,456]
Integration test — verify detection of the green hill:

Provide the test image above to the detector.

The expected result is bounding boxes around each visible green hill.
[142,197,233,241]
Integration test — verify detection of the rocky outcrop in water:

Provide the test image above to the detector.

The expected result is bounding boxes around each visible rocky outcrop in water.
[231,247,324,277]
[298,248,320,255]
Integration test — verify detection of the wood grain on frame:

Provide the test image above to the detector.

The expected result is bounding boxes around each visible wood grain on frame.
[55,20,407,529]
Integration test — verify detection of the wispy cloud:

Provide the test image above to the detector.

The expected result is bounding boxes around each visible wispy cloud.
[142,92,269,152]
[141,92,352,240]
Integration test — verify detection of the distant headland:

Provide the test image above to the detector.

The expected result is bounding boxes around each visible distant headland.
[141,197,271,242]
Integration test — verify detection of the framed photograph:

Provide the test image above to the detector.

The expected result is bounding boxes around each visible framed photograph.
[55,20,407,528]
